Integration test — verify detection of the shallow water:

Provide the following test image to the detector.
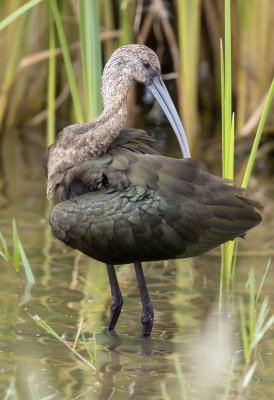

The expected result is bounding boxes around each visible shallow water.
[0,130,273,400]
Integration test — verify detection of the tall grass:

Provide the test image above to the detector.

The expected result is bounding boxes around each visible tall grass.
[0,1,272,148]
[0,0,42,31]
[49,0,83,123]
[119,0,133,47]
[79,1,102,120]
[219,0,273,309]
[177,0,201,155]
[219,0,236,304]
[47,13,56,146]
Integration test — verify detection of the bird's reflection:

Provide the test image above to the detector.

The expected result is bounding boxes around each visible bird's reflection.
[98,330,154,400]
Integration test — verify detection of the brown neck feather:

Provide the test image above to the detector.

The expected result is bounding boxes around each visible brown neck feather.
[78,72,133,156]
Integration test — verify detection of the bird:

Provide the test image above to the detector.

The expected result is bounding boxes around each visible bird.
[43,44,262,337]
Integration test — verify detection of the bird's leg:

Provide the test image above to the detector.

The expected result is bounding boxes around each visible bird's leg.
[134,262,154,337]
[106,264,123,331]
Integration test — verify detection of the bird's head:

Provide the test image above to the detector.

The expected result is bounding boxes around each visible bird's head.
[103,44,160,85]
[102,44,190,158]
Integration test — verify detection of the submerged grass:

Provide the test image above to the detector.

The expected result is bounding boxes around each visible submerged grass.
[236,260,274,399]
[31,314,101,375]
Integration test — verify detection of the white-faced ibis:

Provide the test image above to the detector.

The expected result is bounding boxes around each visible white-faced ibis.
[44,45,262,337]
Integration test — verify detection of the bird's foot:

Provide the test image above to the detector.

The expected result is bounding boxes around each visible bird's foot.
[141,302,154,337]
[106,297,123,331]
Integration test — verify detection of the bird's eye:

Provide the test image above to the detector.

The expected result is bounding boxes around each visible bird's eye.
[142,60,151,69]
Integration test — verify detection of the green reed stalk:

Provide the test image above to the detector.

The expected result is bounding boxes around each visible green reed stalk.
[242,79,274,188]
[47,13,56,146]
[220,39,225,174]
[119,0,132,47]
[50,0,83,123]
[100,0,116,60]
[12,219,20,272]
[219,0,235,295]
[0,11,29,128]
[0,0,42,31]
[73,318,83,350]
[79,0,102,121]
[177,0,201,154]
[219,2,273,300]
[236,1,272,134]
[223,0,233,180]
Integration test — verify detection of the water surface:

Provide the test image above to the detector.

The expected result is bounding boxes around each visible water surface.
[0,130,273,399]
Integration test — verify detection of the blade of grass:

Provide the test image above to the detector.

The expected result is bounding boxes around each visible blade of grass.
[47,13,56,147]
[79,0,102,120]
[219,244,227,313]
[0,232,11,261]
[253,298,273,346]
[256,258,271,304]
[242,78,274,188]
[100,0,115,60]
[223,356,236,400]
[50,0,83,123]
[119,0,132,47]
[248,270,255,343]
[231,239,239,282]
[242,362,257,388]
[239,297,250,362]
[20,281,35,306]
[178,0,201,154]
[82,333,96,364]
[31,315,101,374]
[160,382,172,400]
[31,314,65,342]
[254,314,274,346]
[225,241,235,286]
[73,318,83,350]
[229,112,235,178]
[174,356,188,400]
[0,251,9,262]
[0,11,30,128]
[224,0,232,179]
[220,39,225,176]
[12,219,20,272]
[0,0,43,32]
[18,240,35,284]
[92,332,97,363]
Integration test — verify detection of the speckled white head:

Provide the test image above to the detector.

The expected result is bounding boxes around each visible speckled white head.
[102,44,161,86]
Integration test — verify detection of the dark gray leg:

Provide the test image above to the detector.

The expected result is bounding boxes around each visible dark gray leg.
[106,264,123,331]
[134,262,154,337]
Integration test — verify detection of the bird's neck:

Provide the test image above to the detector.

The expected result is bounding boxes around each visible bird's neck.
[84,75,133,156]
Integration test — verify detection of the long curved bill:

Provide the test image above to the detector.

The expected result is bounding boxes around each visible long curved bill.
[147,74,191,158]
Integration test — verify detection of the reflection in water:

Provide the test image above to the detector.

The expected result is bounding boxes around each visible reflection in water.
[98,331,154,400]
